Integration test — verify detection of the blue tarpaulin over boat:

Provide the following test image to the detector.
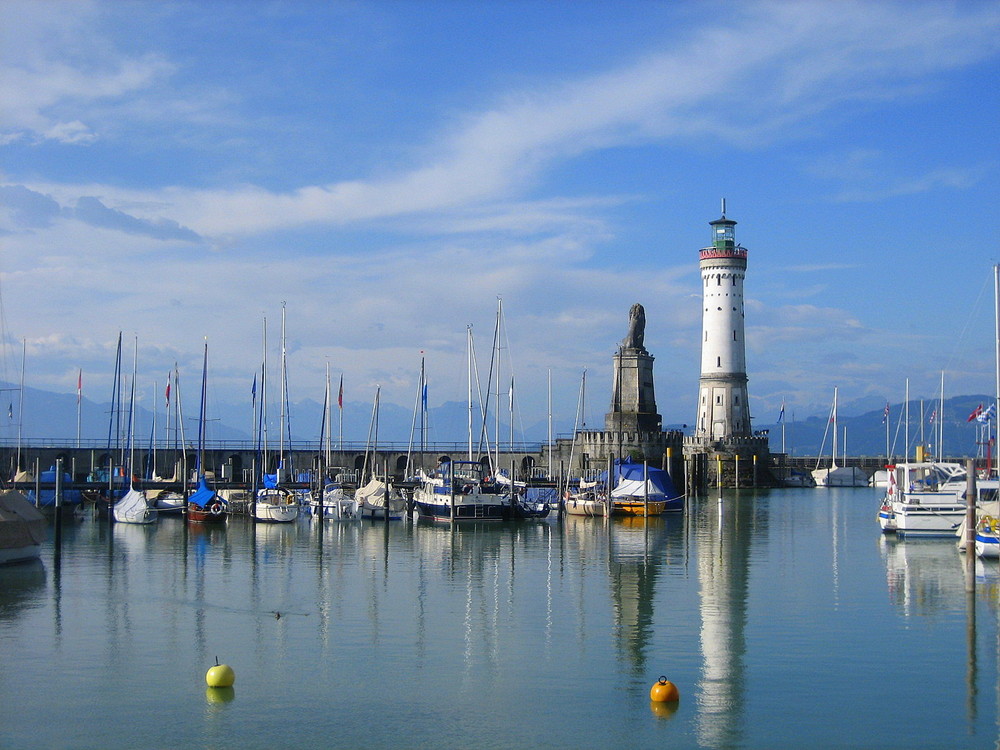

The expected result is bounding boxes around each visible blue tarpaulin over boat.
[597,458,680,499]
[188,477,225,508]
[25,466,83,506]
[524,487,558,504]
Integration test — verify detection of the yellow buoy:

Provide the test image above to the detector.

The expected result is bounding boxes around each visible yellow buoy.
[649,676,679,702]
[206,657,236,688]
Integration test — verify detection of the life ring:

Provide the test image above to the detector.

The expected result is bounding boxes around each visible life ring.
[209,501,223,516]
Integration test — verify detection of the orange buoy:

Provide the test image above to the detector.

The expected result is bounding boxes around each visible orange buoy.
[649,675,679,702]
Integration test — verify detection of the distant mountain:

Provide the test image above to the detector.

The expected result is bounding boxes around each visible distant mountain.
[757,395,995,458]
[1,380,993,457]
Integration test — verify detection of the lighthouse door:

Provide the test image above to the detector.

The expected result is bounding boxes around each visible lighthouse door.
[711,387,727,439]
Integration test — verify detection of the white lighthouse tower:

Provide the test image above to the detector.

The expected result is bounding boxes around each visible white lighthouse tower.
[695,200,752,441]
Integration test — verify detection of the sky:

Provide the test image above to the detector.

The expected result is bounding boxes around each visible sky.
[1,0,999,440]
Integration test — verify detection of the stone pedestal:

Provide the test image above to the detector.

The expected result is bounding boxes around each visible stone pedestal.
[606,347,661,433]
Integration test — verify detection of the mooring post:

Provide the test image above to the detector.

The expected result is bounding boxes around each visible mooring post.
[965,458,977,593]
[54,457,63,549]
[34,457,41,509]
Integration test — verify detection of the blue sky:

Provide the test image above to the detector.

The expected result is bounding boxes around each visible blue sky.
[1,0,999,439]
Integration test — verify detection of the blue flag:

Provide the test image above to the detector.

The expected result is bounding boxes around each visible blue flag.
[421,383,428,411]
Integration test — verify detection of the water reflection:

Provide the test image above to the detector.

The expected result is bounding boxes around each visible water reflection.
[9,489,999,749]
[694,492,762,749]
[0,559,46,620]
[881,536,966,617]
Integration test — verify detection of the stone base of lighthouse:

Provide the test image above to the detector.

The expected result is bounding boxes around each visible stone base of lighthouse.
[682,435,778,490]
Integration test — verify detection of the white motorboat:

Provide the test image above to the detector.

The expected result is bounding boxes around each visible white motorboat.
[886,462,995,539]
[254,487,299,523]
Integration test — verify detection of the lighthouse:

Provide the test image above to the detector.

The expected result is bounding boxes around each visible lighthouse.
[694,201,752,441]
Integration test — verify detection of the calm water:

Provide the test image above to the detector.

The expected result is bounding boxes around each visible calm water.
[1,487,998,749]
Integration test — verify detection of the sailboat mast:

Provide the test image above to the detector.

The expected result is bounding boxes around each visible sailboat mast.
[127,335,138,487]
[261,316,268,474]
[547,368,552,479]
[419,354,426,472]
[994,263,1000,477]
[904,378,910,461]
[197,340,208,477]
[938,370,944,461]
[832,386,838,468]
[16,338,24,472]
[493,298,501,474]
[467,326,473,462]
[279,302,287,482]
[325,362,332,469]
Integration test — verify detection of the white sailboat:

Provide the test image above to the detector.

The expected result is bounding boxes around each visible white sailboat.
[113,337,157,524]
[254,308,299,523]
[811,387,867,487]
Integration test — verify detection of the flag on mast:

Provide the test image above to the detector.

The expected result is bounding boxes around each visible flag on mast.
[77,368,82,404]
[882,402,890,424]
[165,376,171,409]
[967,404,984,422]
[250,373,257,406]
[422,383,428,412]
[777,402,785,423]
[338,374,343,409]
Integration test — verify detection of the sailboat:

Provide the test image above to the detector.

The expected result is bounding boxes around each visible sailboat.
[356,386,405,520]
[811,387,867,487]
[253,309,298,523]
[113,337,158,524]
[0,488,47,564]
[185,341,227,524]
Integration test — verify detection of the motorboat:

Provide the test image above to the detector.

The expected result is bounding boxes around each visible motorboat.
[413,461,509,521]
[884,462,996,539]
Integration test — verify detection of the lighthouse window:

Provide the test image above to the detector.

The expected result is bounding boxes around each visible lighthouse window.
[717,356,721,367]
[716,275,721,286]
[704,331,708,342]
[733,330,737,341]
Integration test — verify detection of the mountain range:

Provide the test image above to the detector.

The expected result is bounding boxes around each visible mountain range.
[0,380,994,458]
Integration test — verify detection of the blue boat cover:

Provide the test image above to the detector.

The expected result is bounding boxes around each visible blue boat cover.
[188,477,224,508]
[598,458,679,499]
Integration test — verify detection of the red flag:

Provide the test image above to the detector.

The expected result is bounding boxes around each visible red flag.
[338,374,343,409]
[967,404,983,422]
[165,378,171,409]
[77,368,82,404]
